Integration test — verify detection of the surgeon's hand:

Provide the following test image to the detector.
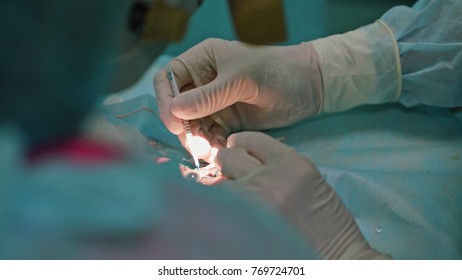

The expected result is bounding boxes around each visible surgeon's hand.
[154,20,401,150]
[217,132,390,259]
[154,38,323,139]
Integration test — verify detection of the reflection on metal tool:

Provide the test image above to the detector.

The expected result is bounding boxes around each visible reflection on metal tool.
[166,66,219,184]
[167,66,203,169]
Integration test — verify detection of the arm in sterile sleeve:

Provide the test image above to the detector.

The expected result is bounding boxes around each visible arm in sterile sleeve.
[381,0,462,108]
[286,0,462,112]
[310,0,462,114]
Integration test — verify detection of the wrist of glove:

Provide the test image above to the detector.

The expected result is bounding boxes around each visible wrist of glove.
[217,132,390,259]
[310,20,402,113]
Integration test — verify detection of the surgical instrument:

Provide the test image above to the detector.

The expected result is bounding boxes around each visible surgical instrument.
[167,66,201,169]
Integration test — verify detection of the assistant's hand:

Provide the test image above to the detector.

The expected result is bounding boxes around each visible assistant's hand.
[154,38,323,139]
[217,132,390,259]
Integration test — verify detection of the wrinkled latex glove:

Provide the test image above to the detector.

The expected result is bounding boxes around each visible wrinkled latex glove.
[217,131,390,260]
[154,38,323,142]
[154,20,401,139]
[311,20,401,113]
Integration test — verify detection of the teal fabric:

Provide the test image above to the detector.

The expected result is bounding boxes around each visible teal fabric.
[271,105,462,259]
[381,0,462,107]
[0,124,314,259]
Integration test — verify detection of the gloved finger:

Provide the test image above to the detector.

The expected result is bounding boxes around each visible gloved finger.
[170,78,248,120]
[226,132,289,164]
[208,122,229,148]
[211,107,241,133]
[171,38,236,89]
[153,68,184,135]
[189,119,202,136]
[154,44,217,135]
[196,116,228,147]
[177,131,186,150]
[171,59,216,91]
[217,147,262,179]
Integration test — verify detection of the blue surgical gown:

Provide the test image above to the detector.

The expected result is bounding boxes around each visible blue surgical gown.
[381,0,462,108]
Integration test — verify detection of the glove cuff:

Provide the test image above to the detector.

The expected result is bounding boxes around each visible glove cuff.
[311,20,402,113]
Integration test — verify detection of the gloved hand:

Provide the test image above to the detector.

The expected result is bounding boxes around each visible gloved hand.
[154,20,401,143]
[154,38,323,140]
[217,131,390,259]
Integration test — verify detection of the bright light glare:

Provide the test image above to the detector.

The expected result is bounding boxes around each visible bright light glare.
[186,136,212,159]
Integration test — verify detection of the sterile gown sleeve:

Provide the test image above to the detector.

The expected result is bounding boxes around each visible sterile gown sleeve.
[381,0,462,108]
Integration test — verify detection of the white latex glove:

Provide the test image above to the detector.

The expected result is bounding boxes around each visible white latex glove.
[154,20,401,142]
[217,132,391,260]
[154,38,323,140]
[311,20,401,113]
